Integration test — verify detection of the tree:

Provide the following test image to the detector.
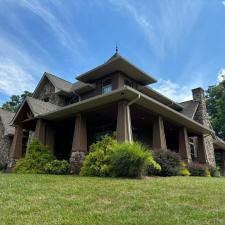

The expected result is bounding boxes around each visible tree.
[206,79,225,141]
[2,91,32,113]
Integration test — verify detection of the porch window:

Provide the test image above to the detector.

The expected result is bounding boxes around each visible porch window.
[102,79,112,94]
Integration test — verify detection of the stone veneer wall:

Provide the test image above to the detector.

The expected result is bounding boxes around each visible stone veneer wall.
[37,80,67,106]
[0,119,12,169]
[192,88,216,166]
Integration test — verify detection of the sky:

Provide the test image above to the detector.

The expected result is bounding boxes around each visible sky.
[0,0,225,105]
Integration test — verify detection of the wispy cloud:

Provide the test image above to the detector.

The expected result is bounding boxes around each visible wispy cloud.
[109,0,204,58]
[154,68,205,102]
[222,1,225,6]
[0,58,35,96]
[218,68,225,82]
[20,0,87,58]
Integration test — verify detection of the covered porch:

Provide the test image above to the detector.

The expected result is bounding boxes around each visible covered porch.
[9,87,213,173]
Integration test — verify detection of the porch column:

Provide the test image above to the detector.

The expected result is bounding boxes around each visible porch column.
[116,100,132,142]
[70,113,87,174]
[197,135,207,163]
[152,115,167,150]
[10,125,23,160]
[34,119,46,144]
[221,151,225,176]
[179,127,192,162]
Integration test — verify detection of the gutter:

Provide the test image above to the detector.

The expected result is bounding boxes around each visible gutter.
[127,94,141,142]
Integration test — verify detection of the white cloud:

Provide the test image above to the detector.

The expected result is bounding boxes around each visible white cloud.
[109,0,204,58]
[154,79,193,102]
[222,1,225,6]
[0,58,35,96]
[20,0,87,57]
[217,68,225,82]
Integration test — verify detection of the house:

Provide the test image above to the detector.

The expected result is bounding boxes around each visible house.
[7,52,225,174]
[0,109,15,168]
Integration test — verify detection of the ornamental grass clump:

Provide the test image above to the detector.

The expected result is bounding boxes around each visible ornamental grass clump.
[111,142,160,178]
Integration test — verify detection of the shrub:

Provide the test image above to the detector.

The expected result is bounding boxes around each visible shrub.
[207,165,220,177]
[150,149,181,176]
[188,162,210,177]
[80,135,117,177]
[111,142,161,178]
[180,162,190,176]
[14,139,54,174]
[44,160,70,175]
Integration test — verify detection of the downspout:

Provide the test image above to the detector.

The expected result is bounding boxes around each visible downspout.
[127,94,141,142]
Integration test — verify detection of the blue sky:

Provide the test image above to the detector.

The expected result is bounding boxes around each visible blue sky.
[0,0,225,104]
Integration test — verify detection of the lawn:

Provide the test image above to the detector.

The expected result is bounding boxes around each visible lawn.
[0,174,225,225]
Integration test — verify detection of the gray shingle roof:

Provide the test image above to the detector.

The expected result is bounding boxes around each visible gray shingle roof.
[45,73,73,93]
[26,97,62,117]
[180,100,199,119]
[0,108,15,136]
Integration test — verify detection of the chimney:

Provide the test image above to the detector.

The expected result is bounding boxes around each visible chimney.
[192,87,209,127]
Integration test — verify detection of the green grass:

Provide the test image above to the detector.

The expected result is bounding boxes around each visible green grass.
[0,174,225,225]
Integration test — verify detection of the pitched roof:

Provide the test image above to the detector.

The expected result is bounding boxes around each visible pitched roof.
[138,86,183,110]
[0,108,15,136]
[32,72,73,97]
[71,81,96,94]
[45,72,73,93]
[12,97,62,125]
[76,53,157,85]
[26,97,61,117]
[180,100,199,119]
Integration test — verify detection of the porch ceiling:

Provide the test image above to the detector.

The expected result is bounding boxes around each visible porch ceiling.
[39,86,212,135]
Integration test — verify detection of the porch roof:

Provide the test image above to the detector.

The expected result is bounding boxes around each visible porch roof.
[38,86,212,135]
[213,137,225,151]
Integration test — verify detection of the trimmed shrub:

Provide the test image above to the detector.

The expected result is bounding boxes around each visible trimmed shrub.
[80,135,117,177]
[188,162,210,177]
[150,149,181,176]
[44,160,70,175]
[111,142,161,178]
[15,139,54,174]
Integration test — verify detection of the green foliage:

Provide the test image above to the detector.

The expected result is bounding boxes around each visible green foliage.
[150,149,182,176]
[206,80,225,140]
[44,160,70,175]
[14,139,54,174]
[188,162,211,177]
[180,162,190,176]
[80,136,160,178]
[2,91,32,112]
[111,142,161,178]
[80,135,117,177]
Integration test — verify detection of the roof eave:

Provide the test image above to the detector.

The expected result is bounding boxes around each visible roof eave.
[38,87,212,135]
[76,57,157,85]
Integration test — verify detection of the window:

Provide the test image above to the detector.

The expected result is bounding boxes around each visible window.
[102,79,112,94]
[189,137,198,160]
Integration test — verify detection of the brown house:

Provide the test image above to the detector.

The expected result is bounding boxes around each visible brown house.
[7,52,225,174]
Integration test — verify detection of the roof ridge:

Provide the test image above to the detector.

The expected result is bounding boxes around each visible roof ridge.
[45,72,73,85]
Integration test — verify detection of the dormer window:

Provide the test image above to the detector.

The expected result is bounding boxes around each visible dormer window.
[102,79,112,94]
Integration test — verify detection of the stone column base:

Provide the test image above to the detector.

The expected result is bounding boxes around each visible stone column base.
[6,159,17,173]
[69,151,86,174]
